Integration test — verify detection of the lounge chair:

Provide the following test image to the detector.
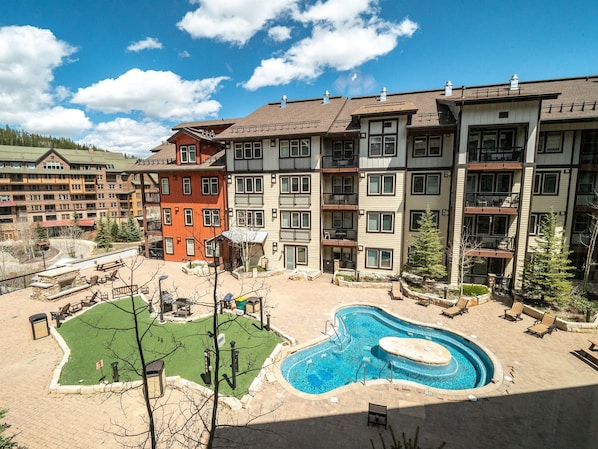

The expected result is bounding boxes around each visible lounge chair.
[526,313,557,338]
[441,298,469,318]
[87,275,99,286]
[503,300,524,321]
[51,303,73,321]
[390,281,403,300]
[81,291,99,307]
[103,270,118,283]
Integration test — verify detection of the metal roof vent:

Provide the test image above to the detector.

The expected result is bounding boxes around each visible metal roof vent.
[323,90,330,105]
[444,81,453,97]
[380,87,387,102]
[281,95,287,108]
[509,74,519,91]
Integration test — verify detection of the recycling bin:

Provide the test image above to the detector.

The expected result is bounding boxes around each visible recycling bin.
[29,313,49,340]
[145,359,165,398]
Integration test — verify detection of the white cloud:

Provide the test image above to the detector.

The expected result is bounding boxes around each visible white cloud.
[294,0,377,25]
[177,0,297,46]
[76,118,171,158]
[243,16,418,90]
[0,25,90,133]
[178,50,191,58]
[71,69,229,121]
[268,26,292,42]
[126,37,163,52]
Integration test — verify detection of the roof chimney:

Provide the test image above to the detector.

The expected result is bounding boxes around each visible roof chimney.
[281,95,287,108]
[323,90,330,105]
[509,74,519,91]
[380,87,387,102]
[444,81,453,97]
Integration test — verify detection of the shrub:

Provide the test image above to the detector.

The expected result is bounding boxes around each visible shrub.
[462,284,488,297]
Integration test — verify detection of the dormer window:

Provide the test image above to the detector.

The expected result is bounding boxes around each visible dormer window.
[180,145,197,163]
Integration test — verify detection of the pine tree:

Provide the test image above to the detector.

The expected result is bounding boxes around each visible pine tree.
[521,211,575,305]
[122,215,142,242]
[34,223,49,244]
[94,219,112,249]
[405,208,447,282]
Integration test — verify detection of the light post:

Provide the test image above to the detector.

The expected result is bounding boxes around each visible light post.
[158,274,168,324]
[38,242,48,270]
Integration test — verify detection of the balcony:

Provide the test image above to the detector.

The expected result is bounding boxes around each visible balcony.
[467,147,523,170]
[235,193,264,207]
[322,228,358,247]
[464,192,519,214]
[580,153,598,168]
[321,155,359,170]
[322,192,358,210]
[464,235,515,259]
[144,193,160,204]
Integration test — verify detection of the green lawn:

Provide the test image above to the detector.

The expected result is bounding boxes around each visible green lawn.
[57,297,282,398]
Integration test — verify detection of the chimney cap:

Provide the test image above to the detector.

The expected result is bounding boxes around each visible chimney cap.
[380,87,387,102]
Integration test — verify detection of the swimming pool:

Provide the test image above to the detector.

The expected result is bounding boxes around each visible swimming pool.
[281,305,495,395]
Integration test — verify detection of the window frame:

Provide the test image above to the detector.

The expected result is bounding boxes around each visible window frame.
[409,210,439,231]
[365,248,393,270]
[366,212,395,233]
[280,138,310,158]
[163,208,172,225]
[164,237,174,255]
[538,131,563,153]
[280,175,311,194]
[368,120,398,157]
[161,177,170,194]
[182,177,192,195]
[202,177,219,195]
[235,176,264,194]
[186,238,195,256]
[367,174,395,196]
[236,210,264,228]
[533,172,559,195]
[180,145,197,163]
[412,135,443,158]
[234,142,262,160]
[202,209,221,227]
[205,239,221,258]
[411,173,441,195]
[280,211,311,229]
[183,208,193,226]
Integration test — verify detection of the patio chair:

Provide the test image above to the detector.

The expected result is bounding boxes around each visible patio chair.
[526,313,557,338]
[87,275,99,286]
[81,291,99,307]
[103,270,118,282]
[503,300,524,321]
[441,298,469,318]
[390,281,403,300]
[51,303,73,321]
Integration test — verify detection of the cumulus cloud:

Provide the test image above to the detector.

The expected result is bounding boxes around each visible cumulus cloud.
[76,118,171,158]
[126,37,163,52]
[177,0,297,46]
[0,25,91,135]
[268,26,292,42]
[71,69,229,121]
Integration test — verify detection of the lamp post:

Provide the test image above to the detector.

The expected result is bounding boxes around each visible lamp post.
[158,274,168,324]
[38,242,48,270]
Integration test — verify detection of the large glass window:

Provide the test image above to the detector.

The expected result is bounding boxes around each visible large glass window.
[533,172,559,195]
[180,145,196,163]
[235,176,263,193]
[203,209,221,227]
[413,135,442,157]
[368,174,395,195]
[409,210,439,231]
[365,248,393,269]
[280,176,310,194]
[280,139,310,158]
[234,142,262,159]
[367,212,394,233]
[538,131,563,153]
[280,211,310,229]
[202,177,219,195]
[412,173,441,195]
[182,177,191,195]
[236,210,264,227]
[163,208,172,225]
[368,120,397,157]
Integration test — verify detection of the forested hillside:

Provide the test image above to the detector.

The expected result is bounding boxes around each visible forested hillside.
[0,125,104,152]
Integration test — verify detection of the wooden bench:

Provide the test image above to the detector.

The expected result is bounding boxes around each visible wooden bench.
[96,259,124,272]
[112,284,139,299]
[367,403,387,429]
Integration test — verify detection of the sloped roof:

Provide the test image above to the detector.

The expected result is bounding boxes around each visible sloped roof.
[218,96,348,139]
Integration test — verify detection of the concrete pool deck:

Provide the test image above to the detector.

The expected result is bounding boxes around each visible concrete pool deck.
[1,256,597,449]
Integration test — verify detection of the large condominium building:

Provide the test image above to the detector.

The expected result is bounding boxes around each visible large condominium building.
[0,146,137,240]
[216,74,598,289]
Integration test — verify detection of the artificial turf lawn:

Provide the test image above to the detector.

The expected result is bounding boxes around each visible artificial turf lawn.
[57,297,282,398]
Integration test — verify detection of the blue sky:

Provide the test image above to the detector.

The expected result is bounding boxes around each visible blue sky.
[1,0,597,158]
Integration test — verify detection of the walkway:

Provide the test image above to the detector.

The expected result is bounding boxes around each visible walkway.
[1,256,597,449]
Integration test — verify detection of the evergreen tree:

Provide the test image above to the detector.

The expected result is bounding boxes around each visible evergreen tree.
[405,208,447,281]
[110,220,120,242]
[521,210,575,305]
[0,408,18,449]
[122,215,142,242]
[34,223,49,244]
[94,219,112,249]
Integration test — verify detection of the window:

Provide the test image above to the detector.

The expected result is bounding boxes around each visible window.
[413,136,442,157]
[205,239,220,258]
[368,120,397,157]
[412,173,441,195]
[280,176,310,194]
[203,209,221,227]
[161,178,169,195]
[184,208,193,225]
[280,139,310,158]
[573,213,591,234]
[367,212,394,233]
[529,213,548,235]
[186,238,195,256]
[235,176,263,193]
[201,177,219,195]
[332,212,353,229]
[182,177,191,195]
[165,237,174,255]
[410,210,439,231]
[368,174,395,195]
[236,210,264,227]
[332,141,354,160]
[180,145,197,163]
[281,211,310,229]
[296,246,307,265]
[234,142,262,159]
[577,172,596,194]
[538,131,563,153]
[163,208,172,225]
[366,248,393,269]
[533,172,559,195]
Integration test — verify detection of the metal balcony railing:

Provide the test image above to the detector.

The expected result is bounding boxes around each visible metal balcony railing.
[323,228,357,241]
[322,192,358,206]
[468,146,523,163]
[321,155,359,169]
[465,235,514,251]
[464,192,520,208]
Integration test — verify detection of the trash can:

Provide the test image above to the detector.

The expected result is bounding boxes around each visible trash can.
[29,313,49,340]
[245,297,261,314]
[145,359,165,398]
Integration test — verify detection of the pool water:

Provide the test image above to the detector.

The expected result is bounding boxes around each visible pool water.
[281,305,494,395]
